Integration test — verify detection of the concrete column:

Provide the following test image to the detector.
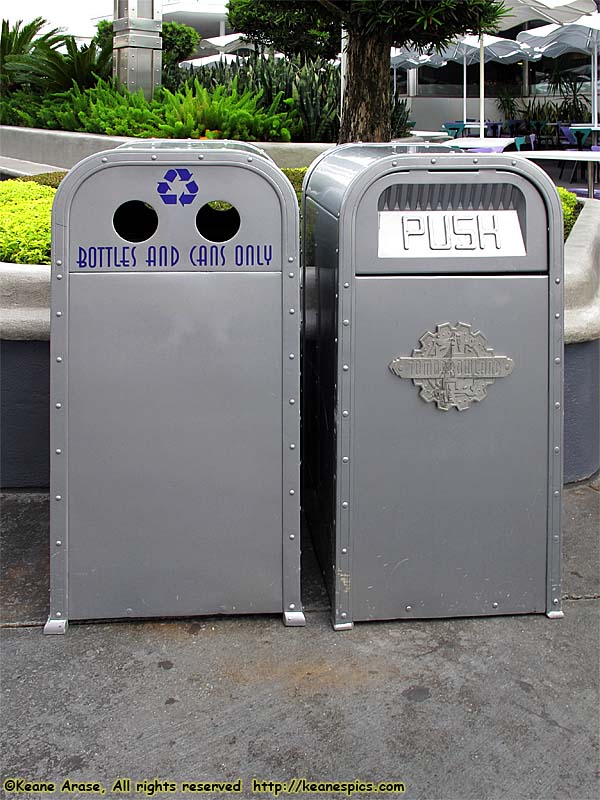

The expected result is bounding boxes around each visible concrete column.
[113,0,162,99]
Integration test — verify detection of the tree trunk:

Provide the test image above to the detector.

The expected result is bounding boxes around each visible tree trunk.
[339,27,393,143]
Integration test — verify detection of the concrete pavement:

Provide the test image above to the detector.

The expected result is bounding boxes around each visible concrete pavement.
[1,478,598,800]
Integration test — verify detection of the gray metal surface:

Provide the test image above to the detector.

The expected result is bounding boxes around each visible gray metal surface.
[564,339,600,483]
[46,142,303,630]
[113,1,162,99]
[303,148,564,629]
[352,276,548,620]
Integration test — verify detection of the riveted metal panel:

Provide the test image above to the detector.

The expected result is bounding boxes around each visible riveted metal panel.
[46,142,303,631]
[352,275,548,620]
[303,149,563,629]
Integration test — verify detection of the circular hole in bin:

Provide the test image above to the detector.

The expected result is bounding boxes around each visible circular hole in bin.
[113,200,159,242]
[195,201,241,242]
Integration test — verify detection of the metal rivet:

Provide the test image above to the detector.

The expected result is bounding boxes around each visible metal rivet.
[342,410,349,417]
[56,357,63,363]
[343,319,350,326]
[430,158,437,164]
[56,611,62,617]
[56,274,63,280]
[101,157,108,163]
[288,256,294,262]
[392,160,398,167]
[342,501,349,509]
[554,535,559,542]
[342,456,349,463]
[473,158,479,164]
[405,605,412,612]
[289,354,295,360]
[555,278,561,284]
[554,357,561,364]
[344,282,350,288]
[341,547,348,554]
[555,312,560,319]
[289,398,295,405]
[56,260,62,266]
[511,160,517,166]
[554,490,559,496]
[288,272,294,278]
[55,449,62,455]
[341,612,347,619]
[55,495,62,501]
[289,489,295,495]
[56,311,62,317]
[553,598,559,605]
[555,402,561,409]
[151,154,157,160]
[247,157,253,162]
[289,308,295,314]
[56,540,62,546]
[289,443,296,449]
[198,154,204,160]
[55,403,62,409]
[289,534,295,540]
[554,446,560,453]
[492,602,499,609]
[289,603,295,610]
[343,365,349,371]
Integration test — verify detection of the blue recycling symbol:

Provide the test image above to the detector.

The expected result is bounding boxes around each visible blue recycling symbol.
[157,168,199,206]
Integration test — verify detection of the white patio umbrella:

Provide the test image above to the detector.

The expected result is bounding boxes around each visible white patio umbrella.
[200,33,254,54]
[179,53,241,68]
[439,35,538,136]
[389,48,447,96]
[517,12,600,125]
[500,0,597,28]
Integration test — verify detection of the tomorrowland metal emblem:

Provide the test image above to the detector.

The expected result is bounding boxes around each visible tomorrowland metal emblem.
[389,322,514,411]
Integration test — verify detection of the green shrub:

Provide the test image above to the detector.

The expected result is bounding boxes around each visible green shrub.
[556,186,579,239]
[282,167,306,201]
[18,171,68,189]
[0,180,55,264]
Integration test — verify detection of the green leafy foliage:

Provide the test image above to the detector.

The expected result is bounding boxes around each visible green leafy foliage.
[4,77,295,141]
[184,54,339,142]
[18,172,68,189]
[227,0,340,60]
[0,17,65,93]
[556,186,579,239]
[156,78,293,141]
[0,180,55,264]
[390,97,412,138]
[161,21,201,68]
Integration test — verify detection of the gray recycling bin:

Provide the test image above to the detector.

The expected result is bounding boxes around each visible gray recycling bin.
[302,144,564,630]
[44,141,304,633]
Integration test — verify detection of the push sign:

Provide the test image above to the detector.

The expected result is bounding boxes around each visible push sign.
[45,141,303,632]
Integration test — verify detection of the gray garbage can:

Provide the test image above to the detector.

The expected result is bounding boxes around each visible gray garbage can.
[302,144,564,630]
[44,141,304,633]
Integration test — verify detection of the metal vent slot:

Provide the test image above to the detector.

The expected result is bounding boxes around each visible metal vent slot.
[378,183,517,212]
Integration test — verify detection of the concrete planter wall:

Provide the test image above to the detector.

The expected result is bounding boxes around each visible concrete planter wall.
[0,265,50,487]
[563,200,600,483]
[0,125,332,171]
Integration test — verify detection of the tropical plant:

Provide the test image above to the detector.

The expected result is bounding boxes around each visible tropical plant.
[496,86,519,120]
[0,17,65,93]
[19,36,112,93]
[390,97,411,138]
[157,78,294,141]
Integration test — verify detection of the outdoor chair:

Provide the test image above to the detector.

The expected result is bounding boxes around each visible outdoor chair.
[558,125,589,183]
[441,122,465,138]
[514,134,536,151]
